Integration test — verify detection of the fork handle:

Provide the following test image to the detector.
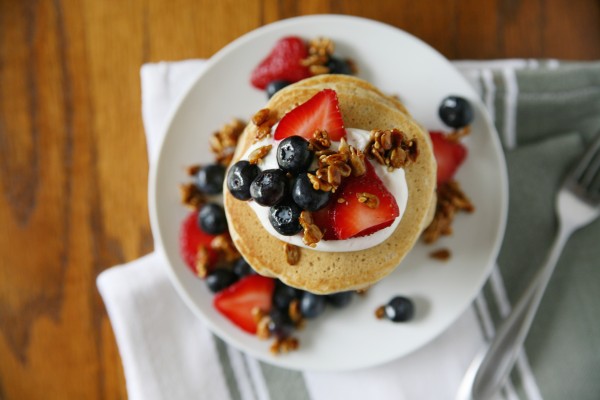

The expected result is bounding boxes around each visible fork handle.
[469,227,571,400]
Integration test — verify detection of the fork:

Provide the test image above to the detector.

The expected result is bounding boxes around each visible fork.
[457,134,600,400]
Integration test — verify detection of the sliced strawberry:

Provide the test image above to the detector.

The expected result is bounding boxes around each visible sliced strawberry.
[179,211,219,276]
[430,131,468,185]
[311,205,339,240]
[213,275,275,334]
[330,161,399,240]
[274,89,346,141]
[250,36,311,90]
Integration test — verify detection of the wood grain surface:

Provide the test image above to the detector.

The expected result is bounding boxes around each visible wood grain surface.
[0,0,599,398]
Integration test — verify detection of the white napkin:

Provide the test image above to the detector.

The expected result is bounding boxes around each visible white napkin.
[97,60,526,400]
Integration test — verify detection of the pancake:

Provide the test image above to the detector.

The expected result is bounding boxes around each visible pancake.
[224,75,436,294]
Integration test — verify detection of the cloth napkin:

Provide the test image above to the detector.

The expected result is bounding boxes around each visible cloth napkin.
[97,59,600,400]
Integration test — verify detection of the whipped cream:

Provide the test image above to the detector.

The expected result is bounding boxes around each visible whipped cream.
[241,129,409,252]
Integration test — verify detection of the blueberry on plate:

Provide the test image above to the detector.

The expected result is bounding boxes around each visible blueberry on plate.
[384,296,415,322]
[276,136,314,174]
[273,280,303,311]
[206,269,237,293]
[227,160,261,200]
[195,163,226,195]
[438,95,474,129]
[269,201,303,236]
[250,169,287,206]
[232,257,255,278]
[198,203,227,235]
[266,80,291,99]
[326,291,353,308]
[326,56,352,75]
[292,173,331,211]
[300,292,327,319]
[268,308,295,339]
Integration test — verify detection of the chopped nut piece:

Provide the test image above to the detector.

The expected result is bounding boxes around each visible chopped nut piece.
[248,144,273,164]
[284,243,301,265]
[256,315,272,340]
[179,183,206,210]
[299,211,324,247]
[186,164,201,176]
[252,108,270,126]
[270,337,300,354]
[422,180,474,244]
[357,192,380,209]
[308,130,332,151]
[375,305,386,319]
[348,146,367,176]
[211,234,240,263]
[195,246,210,278]
[289,299,304,326]
[309,64,330,75]
[430,248,451,261]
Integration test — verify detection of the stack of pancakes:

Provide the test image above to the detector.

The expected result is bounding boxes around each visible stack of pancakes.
[224,75,436,294]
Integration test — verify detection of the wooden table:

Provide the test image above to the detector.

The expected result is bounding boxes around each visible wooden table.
[1,1,599,398]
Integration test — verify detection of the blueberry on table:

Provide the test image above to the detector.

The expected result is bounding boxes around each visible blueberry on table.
[227,160,261,200]
[384,296,414,322]
[292,173,331,211]
[438,95,474,129]
[250,169,287,206]
[276,136,314,174]
[198,203,227,235]
[326,56,352,75]
[195,163,226,195]
[326,291,353,308]
[266,80,291,98]
[300,292,326,319]
[269,201,303,236]
[206,269,238,293]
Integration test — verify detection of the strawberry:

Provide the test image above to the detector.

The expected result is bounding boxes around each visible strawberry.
[250,36,311,90]
[213,275,276,334]
[179,211,219,276]
[330,161,399,240]
[429,131,468,185]
[311,205,339,240]
[274,89,346,141]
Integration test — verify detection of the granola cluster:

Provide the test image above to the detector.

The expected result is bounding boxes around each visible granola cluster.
[365,128,419,171]
[195,233,241,279]
[210,119,245,166]
[252,108,277,142]
[422,180,474,244]
[301,37,357,76]
[254,302,303,355]
[299,211,324,248]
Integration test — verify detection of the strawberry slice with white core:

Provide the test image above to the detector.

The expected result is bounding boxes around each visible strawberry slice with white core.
[429,131,468,185]
[274,89,347,141]
[213,275,275,334]
[330,161,399,240]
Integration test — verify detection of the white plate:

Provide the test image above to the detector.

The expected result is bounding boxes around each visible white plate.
[149,15,508,371]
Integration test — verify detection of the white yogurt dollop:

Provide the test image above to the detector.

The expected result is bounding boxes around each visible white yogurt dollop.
[241,128,409,252]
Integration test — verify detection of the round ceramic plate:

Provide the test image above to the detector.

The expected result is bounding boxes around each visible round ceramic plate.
[149,15,508,371]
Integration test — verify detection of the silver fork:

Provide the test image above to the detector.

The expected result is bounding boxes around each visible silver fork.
[457,134,600,400]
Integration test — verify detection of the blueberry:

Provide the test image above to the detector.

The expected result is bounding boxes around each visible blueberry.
[384,296,415,322]
[300,292,326,319]
[269,201,303,236]
[227,160,261,200]
[326,56,352,75]
[232,258,255,278]
[273,280,302,311]
[198,203,227,235]
[195,163,226,195]
[206,269,237,293]
[326,291,353,308]
[438,95,474,129]
[268,308,295,338]
[292,173,331,211]
[250,169,287,206]
[276,136,314,174]
[266,80,291,99]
